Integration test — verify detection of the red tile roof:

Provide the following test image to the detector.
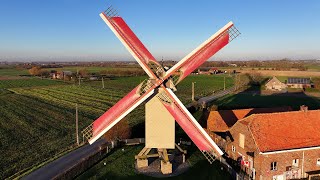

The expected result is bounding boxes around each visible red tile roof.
[239,110,320,152]
[207,107,292,132]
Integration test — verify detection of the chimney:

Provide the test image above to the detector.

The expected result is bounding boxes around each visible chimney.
[300,105,308,112]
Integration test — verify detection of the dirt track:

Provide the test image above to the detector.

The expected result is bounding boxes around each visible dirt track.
[239,70,320,77]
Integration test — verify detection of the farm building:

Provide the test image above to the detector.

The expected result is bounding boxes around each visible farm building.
[265,77,287,91]
[287,77,312,88]
[55,71,73,79]
[207,106,320,180]
[196,67,224,75]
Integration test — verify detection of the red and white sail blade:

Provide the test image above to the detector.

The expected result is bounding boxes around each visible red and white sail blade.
[165,22,240,84]
[100,12,162,79]
[159,87,223,156]
[87,81,155,144]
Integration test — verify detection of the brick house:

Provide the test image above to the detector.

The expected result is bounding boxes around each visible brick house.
[207,107,320,180]
[207,107,292,149]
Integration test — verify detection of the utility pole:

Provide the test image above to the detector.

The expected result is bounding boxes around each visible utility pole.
[102,77,105,89]
[192,82,196,101]
[76,103,79,146]
[78,77,81,86]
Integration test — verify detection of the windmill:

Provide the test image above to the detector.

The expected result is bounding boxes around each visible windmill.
[82,6,240,174]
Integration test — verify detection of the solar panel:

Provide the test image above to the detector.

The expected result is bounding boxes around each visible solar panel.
[287,77,310,84]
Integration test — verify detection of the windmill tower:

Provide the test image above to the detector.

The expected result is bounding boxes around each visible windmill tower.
[82,6,240,174]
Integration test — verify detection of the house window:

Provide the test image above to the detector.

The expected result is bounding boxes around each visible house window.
[232,145,236,152]
[317,158,320,166]
[292,159,299,167]
[239,133,245,148]
[270,162,277,171]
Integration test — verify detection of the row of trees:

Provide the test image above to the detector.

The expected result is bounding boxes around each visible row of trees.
[28,66,146,79]
[203,59,310,71]
[28,66,49,77]
[234,72,265,90]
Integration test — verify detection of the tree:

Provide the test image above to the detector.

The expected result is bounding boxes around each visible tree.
[103,118,131,141]
[247,72,263,85]
[234,74,250,90]
[29,66,42,76]
[40,70,49,78]
[78,68,89,77]
[313,78,320,90]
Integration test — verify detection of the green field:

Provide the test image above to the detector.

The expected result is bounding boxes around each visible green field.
[0,78,66,89]
[213,93,320,110]
[0,74,233,178]
[43,66,142,74]
[0,68,29,77]
[2,68,319,179]
[0,93,92,177]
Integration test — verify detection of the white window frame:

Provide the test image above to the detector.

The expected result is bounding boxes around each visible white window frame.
[239,133,245,149]
[232,145,236,152]
[292,158,299,167]
[271,161,277,171]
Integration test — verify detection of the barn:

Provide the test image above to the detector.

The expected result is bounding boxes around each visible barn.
[287,77,312,88]
[265,77,287,91]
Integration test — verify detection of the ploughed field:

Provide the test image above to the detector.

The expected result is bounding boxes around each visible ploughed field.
[0,75,233,178]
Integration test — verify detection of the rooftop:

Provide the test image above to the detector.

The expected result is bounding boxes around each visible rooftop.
[238,109,320,152]
[207,107,292,132]
[287,77,311,84]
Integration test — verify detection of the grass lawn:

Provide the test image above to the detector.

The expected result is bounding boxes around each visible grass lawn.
[77,145,231,180]
[213,93,320,110]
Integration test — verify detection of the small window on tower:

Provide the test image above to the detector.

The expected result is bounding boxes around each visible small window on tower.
[317,158,320,166]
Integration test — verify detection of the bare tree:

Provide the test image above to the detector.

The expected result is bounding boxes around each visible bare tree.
[103,118,131,141]
[28,66,42,76]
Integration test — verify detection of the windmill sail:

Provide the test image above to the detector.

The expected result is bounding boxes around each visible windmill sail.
[84,7,240,163]
[164,22,240,85]
[158,87,223,157]
[100,10,164,79]
[83,80,156,144]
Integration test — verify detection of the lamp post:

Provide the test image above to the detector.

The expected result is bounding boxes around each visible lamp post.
[192,82,196,101]
[76,103,79,146]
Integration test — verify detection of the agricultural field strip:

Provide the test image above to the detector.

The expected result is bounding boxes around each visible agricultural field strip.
[16,89,104,115]
[39,88,117,106]
[32,89,113,111]
[51,86,124,102]
[0,79,65,89]
[11,86,124,115]
[0,94,95,178]
[0,96,72,140]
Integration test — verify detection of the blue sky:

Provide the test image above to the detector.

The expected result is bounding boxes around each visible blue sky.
[0,0,319,61]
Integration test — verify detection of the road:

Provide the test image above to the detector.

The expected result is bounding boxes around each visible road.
[23,139,109,180]
[197,87,234,106]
